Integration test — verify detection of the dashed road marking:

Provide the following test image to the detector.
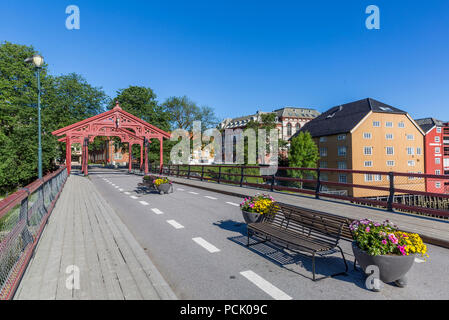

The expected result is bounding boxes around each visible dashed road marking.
[226,202,240,207]
[177,188,185,191]
[124,192,131,195]
[130,196,138,200]
[115,186,119,188]
[240,270,292,300]
[119,188,124,192]
[151,208,164,215]
[204,196,217,200]
[139,201,149,206]
[166,220,184,229]
[192,237,220,253]
[189,191,199,195]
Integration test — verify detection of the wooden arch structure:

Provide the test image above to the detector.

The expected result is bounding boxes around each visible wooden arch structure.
[52,102,170,175]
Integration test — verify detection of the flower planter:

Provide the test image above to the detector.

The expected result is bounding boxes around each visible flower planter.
[241,210,263,224]
[352,242,415,287]
[156,183,173,195]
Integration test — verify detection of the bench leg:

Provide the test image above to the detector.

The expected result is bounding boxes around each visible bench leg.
[312,246,348,282]
[312,253,316,281]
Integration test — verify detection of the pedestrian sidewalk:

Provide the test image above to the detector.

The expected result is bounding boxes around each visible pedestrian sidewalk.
[14,174,177,300]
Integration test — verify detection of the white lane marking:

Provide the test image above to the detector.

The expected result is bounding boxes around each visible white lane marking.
[204,196,217,200]
[226,202,240,207]
[119,188,124,192]
[189,191,199,195]
[124,192,131,195]
[139,201,149,206]
[166,220,184,229]
[151,208,164,215]
[115,186,119,189]
[177,188,185,191]
[240,270,292,300]
[130,196,138,199]
[415,258,425,263]
[192,237,220,253]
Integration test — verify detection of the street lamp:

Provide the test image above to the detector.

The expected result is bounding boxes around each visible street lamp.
[25,54,44,179]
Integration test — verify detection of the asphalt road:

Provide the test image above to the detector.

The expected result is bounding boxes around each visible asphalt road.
[88,168,449,300]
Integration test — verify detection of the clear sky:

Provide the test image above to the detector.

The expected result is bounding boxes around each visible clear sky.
[1,0,449,121]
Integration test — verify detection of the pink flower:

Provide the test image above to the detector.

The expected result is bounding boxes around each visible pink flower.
[382,240,387,245]
[388,234,398,244]
[365,227,370,233]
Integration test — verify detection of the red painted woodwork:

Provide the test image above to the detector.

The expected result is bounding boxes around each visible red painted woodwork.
[52,102,170,175]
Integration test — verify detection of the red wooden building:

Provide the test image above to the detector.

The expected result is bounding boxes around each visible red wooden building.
[416,118,449,194]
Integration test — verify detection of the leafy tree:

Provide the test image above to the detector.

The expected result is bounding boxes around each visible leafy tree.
[287,131,319,188]
[162,95,218,131]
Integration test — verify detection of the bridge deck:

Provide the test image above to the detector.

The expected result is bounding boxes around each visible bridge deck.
[14,174,176,300]
[166,175,449,247]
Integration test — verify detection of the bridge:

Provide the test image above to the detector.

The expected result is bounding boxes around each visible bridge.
[2,104,449,300]
[1,166,448,300]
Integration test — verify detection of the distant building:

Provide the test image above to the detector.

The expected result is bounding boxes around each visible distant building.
[219,107,320,141]
[415,118,449,194]
[294,98,426,197]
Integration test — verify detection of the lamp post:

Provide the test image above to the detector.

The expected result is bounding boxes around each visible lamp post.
[25,54,44,179]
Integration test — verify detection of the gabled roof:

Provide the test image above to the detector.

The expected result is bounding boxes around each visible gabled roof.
[273,107,320,119]
[415,118,447,134]
[294,98,407,138]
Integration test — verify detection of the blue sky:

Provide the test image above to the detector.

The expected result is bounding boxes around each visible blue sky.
[1,0,449,121]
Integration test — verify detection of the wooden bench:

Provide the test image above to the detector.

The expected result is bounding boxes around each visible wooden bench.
[246,202,354,281]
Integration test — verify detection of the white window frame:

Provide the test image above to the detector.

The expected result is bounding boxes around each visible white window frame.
[320,147,327,157]
[373,121,380,127]
[386,146,394,155]
[436,182,442,188]
[363,132,372,139]
[365,174,373,182]
[338,146,347,156]
[364,161,373,167]
[337,134,346,141]
[407,147,415,155]
[436,147,441,154]
[398,122,405,128]
[435,136,440,143]
[407,134,414,141]
[408,160,415,167]
[385,133,394,140]
[437,127,442,133]
[364,146,373,155]
[385,121,393,128]
[417,147,422,155]
[435,157,441,165]
[386,160,395,166]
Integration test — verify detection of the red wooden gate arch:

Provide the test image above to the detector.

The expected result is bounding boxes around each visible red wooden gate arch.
[52,102,170,175]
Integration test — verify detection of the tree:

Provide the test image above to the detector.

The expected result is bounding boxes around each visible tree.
[162,95,218,131]
[287,131,319,188]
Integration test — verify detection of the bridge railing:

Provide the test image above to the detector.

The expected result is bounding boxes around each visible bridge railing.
[141,164,449,220]
[0,166,68,300]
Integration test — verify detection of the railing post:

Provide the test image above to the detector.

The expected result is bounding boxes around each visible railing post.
[240,166,244,187]
[388,172,395,212]
[201,165,205,181]
[270,173,276,192]
[218,166,222,184]
[315,168,321,199]
[187,165,191,179]
[177,164,180,177]
[168,165,171,176]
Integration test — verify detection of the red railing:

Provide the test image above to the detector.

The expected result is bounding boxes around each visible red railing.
[0,166,68,300]
[136,164,449,219]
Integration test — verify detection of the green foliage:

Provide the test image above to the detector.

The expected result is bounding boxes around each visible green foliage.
[287,131,319,187]
[162,95,218,131]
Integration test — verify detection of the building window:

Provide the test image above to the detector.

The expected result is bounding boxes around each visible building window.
[364,146,373,155]
[437,127,442,133]
[338,146,347,156]
[114,152,123,160]
[386,121,393,128]
[320,173,328,181]
[320,161,327,168]
[436,182,442,188]
[338,134,346,141]
[363,132,372,139]
[295,123,300,132]
[398,122,405,128]
[320,147,327,157]
[417,147,422,155]
[319,137,327,142]
[365,174,373,182]
[339,174,347,183]
[436,158,441,165]
[387,160,395,166]
[435,136,440,143]
[436,170,441,175]
[287,123,292,136]
[407,134,414,140]
[338,161,347,169]
[408,160,415,167]
[407,147,415,155]
[374,174,382,182]
[373,121,380,127]
[386,147,394,155]
[436,147,441,154]
[386,133,394,140]
[364,161,373,167]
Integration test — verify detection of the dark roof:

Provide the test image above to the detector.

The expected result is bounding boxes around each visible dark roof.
[415,118,446,133]
[293,98,407,138]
